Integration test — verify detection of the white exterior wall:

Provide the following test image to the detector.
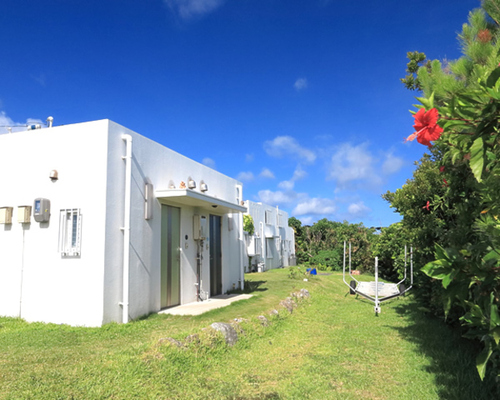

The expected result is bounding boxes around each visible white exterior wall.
[243,201,296,271]
[0,121,110,327]
[0,120,245,327]
[102,122,245,323]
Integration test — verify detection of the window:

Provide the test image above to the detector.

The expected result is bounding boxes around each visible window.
[254,237,261,255]
[277,213,283,227]
[265,210,272,225]
[266,238,274,258]
[59,209,82,257]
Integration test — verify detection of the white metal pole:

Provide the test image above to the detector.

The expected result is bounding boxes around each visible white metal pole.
[121,134,132,324]
[375,257,378,301]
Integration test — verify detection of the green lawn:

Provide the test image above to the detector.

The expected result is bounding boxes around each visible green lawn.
[0,268,498,399]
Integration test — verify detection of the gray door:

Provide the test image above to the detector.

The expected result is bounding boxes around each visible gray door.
[209,215,222,296]
[161,205,181,308]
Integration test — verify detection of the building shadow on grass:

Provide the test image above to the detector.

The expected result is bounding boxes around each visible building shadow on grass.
[229,280,268,295]
[390,301,499,400]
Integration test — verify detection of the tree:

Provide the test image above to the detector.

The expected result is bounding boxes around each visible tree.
[290,218,377,272]
[400,51,431,91]
[371,222,412,282]
[394,0,500,381]
[243,214,255,235]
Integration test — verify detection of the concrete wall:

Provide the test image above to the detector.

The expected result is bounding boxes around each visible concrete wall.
[0,121,109,327]
[0,119,245,327]
[243,201,295,271]
[103,122,244,323]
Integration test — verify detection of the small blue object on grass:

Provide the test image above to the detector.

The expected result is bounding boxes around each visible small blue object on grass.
[306,268,317,275]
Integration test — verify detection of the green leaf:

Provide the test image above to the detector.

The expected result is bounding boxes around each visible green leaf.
[483,249,500,263]
[442,269,459,289]
[451,148,462,164]
[434,244,448,261]
[492,327,500,346]
[469,137,484,182]
[476,340,493,380]
[486,67,500,88]
[416,92,434,110]
[421,260,452,280]
[486,87,500,100]
[490,295,500,329]
[444,295,452,319]
[443,120,468,130]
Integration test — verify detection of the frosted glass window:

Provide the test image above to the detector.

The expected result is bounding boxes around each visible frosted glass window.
[59,209,82,257]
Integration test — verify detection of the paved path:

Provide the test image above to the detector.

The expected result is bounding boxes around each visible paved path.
[159,294,253,316]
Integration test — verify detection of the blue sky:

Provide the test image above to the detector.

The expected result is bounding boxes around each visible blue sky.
[0,0,481,227]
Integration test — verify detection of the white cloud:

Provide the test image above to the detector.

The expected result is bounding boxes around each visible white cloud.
[259,168,275,179]
[237,171,254,182]
[278,180,294,190]
[245,153,254,162]
[292,165,307,180]
[292,198,336,216]
[164,0,225,19]
[382,152,404,174]
[264,136,316,164]
[258,190,296,205]
[202,157,216,169]
[277,165,307,191]
[327,142,382,188]
[298,216,314,226]
[347,201,371,218]
[294,78,308,91]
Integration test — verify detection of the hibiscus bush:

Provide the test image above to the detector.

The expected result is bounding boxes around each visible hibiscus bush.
[391,0,500,382]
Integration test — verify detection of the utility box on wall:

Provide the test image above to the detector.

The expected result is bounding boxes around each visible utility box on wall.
[193,215,207,240]
[18,206,31,223]
[0,207,13,224]
[34,198,51,223]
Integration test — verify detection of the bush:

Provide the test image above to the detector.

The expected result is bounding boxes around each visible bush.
[311,250,342,271]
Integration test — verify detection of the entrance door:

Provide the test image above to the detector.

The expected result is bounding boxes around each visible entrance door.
[161,205,181,308]
[209,215,222,296]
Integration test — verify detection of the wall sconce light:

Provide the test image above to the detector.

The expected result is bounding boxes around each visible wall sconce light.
[144,181,153,220]
[49,170,58,182]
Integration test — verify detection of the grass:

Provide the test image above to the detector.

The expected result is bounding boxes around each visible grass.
[0,268,498,399]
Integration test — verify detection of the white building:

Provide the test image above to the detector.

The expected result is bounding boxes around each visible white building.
[243,200,295,272]
[0,119,246,327]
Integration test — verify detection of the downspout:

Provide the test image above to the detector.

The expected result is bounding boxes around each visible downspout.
[19,228,26,317]
[276,205,282,267]
[260,221,265,272]
[121,134,132,323]
[238,212,245,290]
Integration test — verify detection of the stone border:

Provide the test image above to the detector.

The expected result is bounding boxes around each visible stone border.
[157,289,311,349]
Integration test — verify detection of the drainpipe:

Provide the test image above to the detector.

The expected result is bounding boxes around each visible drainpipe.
[238,212,245,290]
[121,134,132,323]
[260,221,265,272]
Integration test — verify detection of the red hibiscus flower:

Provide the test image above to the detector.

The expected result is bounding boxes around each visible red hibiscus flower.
[406,108,443,147]
[422,201,430,211]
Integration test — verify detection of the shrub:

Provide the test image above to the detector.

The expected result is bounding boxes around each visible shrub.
[311,250,342,271]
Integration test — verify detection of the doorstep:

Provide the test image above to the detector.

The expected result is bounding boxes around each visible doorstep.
[159,294,253,316]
